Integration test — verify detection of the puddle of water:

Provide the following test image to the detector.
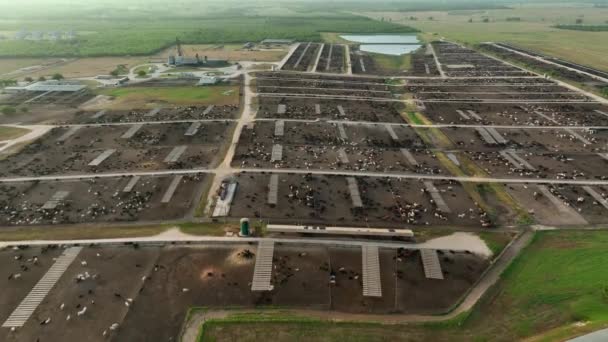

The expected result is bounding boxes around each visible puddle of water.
[420,232,493,258]
[340,34,420,44]
[340,34,421,56]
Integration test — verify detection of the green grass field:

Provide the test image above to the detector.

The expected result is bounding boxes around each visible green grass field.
[369,52,412,72]
[0,15,415,58]
[199,230,608,341]
[362,4,608,71]
[96,85,239,108]
[0,126,29,141]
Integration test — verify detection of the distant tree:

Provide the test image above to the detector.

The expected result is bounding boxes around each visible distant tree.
[20,106,29,113]
[482,18,490,23]
[428,16,434,21]
[24,76,33,83]
[38,76,46,82]
[110,69,119,77]
[576,18,584,24]
[51,73,64,80]
[137,70,147,77]
[468,18,473,23]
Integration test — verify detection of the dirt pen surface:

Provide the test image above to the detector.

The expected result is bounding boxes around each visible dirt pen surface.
[0,174,208,225]
[0,122,234,177]
[228,173,501,228]
[0,243,490,341]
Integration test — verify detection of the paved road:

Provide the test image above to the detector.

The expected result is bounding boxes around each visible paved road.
[254,117,608,129]
[344,44,353,75]
[277,43,301,70]
[58,119,236,127]
[428,43,446,78]
[311,43,325,73]
[258,93,404,102]
[3,164,608,185]
[567,328,608,342]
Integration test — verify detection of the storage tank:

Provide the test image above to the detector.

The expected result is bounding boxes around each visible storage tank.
[240,218,250,236]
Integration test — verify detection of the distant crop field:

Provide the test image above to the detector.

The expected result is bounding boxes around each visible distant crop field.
[0,15,416,58]
[361,5,608,71]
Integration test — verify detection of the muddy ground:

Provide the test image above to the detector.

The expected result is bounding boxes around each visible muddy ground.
[0,122,234,177]
[0,244,489,341]
[0,174,206,226]
[228,173,498,228]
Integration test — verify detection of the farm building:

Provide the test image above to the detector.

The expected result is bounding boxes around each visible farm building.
[5,81,87,93]
[197,76,219,86]
[261,39,294,45]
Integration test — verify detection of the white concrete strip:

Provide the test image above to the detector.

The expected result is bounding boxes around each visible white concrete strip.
[446,152,460,166]
[338,148,349,163]
[467,110,483,120]
[429,43,446,78]
[420,249,444,280]
[251,240,275,291]
[144,108,161,117]
[23,91,52,104]
[537,185,575,214]
[344,44,353,75]
[456,110,470,120]
[507,150,536,170]
[424,63,430,75]
[161,175,183,203]
[184,122,202,136]
[564,128,592,145]
[274,120,285,137]
[475,127,497,145]
[347,177,363,208]
[485,127,508,144]
[121,123,143,139]
[362,245,382,297]
[122,175,141,192]
[88,149,116,167]
[91,110,106,119]
[337,123,348,140]
[2,247,82,328]
[278,43,301,70]
[271,144,283,162]
[594,109,608,118]
[400,149,419,166]
[41,190,70,210]
[311,43,325,73]
[56,126,81,142]
[293,42,312,69]
[277,104,286,115]
[385,124,399,140]
[164,145,187,163]
[424,181,451,213]
[325,44,334,71]
[599,153,608,162]
[337,105,346,116]
[268,174,279,205]
[500,150,536,170]
[582,186,608,210]
[203,105,215,116]
[359,58,366,73]
[315,104,321,115]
